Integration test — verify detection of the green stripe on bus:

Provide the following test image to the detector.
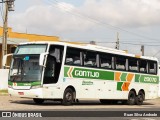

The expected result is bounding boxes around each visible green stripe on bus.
[120,73,127,81]
[8,81,12,85]
[72,67,114,80]
[140,75,158,84]
[135,74,159,84]
[8,81,41,86]
[64,66,159,84]
[117,82,123,91]
[135,74,140,82]
[64,66,114,80]
[64,67,70,77]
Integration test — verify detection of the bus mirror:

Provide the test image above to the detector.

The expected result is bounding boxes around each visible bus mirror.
[39,52,49,66]
[2,54,13,68]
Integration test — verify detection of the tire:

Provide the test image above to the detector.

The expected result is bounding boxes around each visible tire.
[127,91,136,105]
[99,99,112,104]
[121,100,127,105]
[136,91,145,105]
[62,88,74,106]
[33,98,45,104]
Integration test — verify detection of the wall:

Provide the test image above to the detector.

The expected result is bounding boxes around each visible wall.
[0,44,15,68]
[0,69,9,90]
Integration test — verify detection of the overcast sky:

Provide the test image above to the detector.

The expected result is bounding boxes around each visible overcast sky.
[1,0,160,59]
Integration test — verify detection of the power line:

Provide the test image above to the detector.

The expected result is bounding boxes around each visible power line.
[60,37,160,43]
[120,40,160,43]
[153,50,160,57]
[120,42,160,46]
[88,41,160,46]
[44,0,160,42]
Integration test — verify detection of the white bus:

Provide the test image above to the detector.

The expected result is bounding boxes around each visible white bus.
[3,41,159,105]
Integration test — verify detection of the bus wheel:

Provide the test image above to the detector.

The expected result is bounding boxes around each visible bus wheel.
[62,88,74,106]
[127,91,136,105]
[136,91,144,105]
[33,98,44,104]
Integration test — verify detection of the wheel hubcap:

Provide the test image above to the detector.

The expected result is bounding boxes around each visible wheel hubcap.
[66,92,72,102]
[129,94,135,103]
[138,95,143,102]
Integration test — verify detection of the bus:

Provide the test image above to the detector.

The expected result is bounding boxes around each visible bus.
[3,41,159,105]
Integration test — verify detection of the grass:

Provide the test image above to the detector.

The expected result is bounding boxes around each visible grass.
[0,89,8,95]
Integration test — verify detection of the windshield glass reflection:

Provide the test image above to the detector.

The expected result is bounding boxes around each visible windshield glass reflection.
[10,55,42,82]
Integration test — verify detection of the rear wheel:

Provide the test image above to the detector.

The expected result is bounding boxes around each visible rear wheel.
[62,88,74,106]
[136,91,145,105]
[127,91,136,105]
[33,98,44,104]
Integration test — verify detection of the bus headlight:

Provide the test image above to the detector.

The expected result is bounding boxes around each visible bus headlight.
[31,85,42,89]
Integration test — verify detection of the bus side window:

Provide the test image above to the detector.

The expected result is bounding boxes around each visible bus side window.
[128,58,138,72]
[84,51,97,67]
[148,61,157,74]
[66,58,73,65]
[139,60,147,73]
[99,53,112,69]
[115,56,126,71]
[65,47,81,66]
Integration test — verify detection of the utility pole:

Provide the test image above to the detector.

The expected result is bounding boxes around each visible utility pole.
[115,32,119,50]
[141,45,144,56]
[2,1,8,57]
[1,0,15,68]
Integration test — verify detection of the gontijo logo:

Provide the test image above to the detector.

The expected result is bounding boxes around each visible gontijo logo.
[65,66,115,80]
[75,70,99,78]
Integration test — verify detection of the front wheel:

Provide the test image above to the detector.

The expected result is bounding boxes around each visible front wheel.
[62,88,74,106]
[33,98,45,104]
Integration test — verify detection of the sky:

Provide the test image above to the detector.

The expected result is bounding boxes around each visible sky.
[1,0,160,59]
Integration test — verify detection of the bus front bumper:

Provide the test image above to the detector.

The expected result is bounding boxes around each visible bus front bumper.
[8,88,43,99]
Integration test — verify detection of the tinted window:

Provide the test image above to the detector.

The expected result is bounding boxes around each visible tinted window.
[148,61,157,74]
[99,53,112,69]
[128,58,138,72]
[139,60,147,73]
[43,55,56,84]
[43,45,64,84]
[65,48,81,66]
[115,56,126,70]
[84,51,97,67]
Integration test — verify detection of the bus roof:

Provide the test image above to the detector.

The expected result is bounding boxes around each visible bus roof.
[19,41,158,61]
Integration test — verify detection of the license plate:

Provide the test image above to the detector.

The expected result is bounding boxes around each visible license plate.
[18,92,24,95]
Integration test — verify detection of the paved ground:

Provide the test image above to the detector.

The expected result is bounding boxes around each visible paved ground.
[0,95,160,111]
[0,96,160,120]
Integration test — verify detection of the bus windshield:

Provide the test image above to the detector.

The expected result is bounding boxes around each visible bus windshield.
[9,44,48,82]
[9,55,42,82]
